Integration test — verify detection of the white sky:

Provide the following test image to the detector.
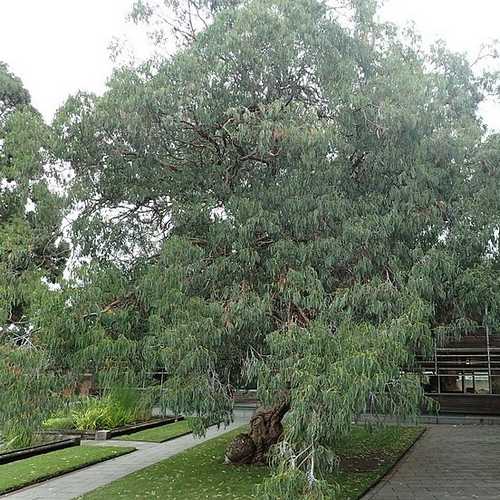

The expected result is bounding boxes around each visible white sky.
[0,0,144,120]
[0,0,499,127]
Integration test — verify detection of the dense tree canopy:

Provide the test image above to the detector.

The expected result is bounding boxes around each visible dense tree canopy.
[0,62,68,447]
[3,0,500,497]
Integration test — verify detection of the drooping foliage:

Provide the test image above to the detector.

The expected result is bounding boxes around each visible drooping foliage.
[4,0,500,496]
[0,63,69,448]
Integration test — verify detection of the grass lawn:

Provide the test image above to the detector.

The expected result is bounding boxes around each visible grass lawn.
[0,445,135,495]
[116,419,192,442]
[82,425,423,499]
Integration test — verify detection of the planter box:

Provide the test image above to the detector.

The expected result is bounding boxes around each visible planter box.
[40,416,184,441]
[40,429,95,439]
[0,438,81,465]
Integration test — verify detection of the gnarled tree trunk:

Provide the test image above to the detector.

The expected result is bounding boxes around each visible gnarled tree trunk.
[225,401,290,465]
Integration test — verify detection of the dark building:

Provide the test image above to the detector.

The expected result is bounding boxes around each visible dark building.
[419,330,500,415]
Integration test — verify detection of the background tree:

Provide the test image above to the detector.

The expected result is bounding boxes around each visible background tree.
[0,62,69,448]
[19,0,500,496]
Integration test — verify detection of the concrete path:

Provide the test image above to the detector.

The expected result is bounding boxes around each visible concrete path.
[3,417,248,500]
[363,425,500,500]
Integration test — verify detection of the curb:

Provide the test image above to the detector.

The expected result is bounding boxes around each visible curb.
[0,438,81,465]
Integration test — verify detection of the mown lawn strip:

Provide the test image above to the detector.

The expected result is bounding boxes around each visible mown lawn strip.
[116,419,192,443]
[83,425,423,499]
[0,445,135,495]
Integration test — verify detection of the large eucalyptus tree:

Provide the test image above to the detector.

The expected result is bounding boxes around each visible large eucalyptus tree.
[29,0,500,496]
[0,63,69,448]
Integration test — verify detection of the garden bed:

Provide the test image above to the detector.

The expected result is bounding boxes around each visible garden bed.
[82,425,424,499]
[40,416,183,441]
[0,445,135,495]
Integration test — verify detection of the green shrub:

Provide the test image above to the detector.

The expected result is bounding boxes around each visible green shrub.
[38,387,155,433]
[106,386,151,427]
[69,389,153,431]
[42,417,74,430]
[103,404,135,429]
[0,427,33,451]
[72,399,112,431]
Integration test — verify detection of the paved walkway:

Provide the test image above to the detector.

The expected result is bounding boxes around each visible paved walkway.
[4,418,248,500]
[363,425,500,500]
